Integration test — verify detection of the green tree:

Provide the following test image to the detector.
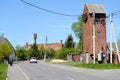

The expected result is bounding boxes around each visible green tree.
[15,45,26,60]
[0,42,13,60]
[55,48,75,60]
[30,44,39,58]
[64,34,75,48]
[71,16,83,53]
[47,48,55,58]
[39,45,45,59]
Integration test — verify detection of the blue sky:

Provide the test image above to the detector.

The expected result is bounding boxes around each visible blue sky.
[1,0,120,47]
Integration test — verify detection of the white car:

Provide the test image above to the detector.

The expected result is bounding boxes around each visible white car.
[30,57,37,63]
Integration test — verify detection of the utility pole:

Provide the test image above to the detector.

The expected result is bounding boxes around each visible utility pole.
[110,13,120,63]
[44,36,47,61]
[110,13,113,63]
[92,10,96,64]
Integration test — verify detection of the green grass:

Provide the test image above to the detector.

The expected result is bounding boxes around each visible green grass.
[57,62,120,69]
[0,64,8,80]
[45,59,53,62]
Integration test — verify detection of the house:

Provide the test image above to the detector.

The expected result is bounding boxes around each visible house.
[26,40,63,51]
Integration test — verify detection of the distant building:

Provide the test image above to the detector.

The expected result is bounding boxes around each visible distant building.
[26,40,63,51]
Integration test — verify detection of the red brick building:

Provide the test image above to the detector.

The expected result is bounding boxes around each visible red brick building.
[82,4,107,55]
[26,40,63,51]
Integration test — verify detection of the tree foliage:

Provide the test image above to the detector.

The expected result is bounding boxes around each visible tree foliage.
[0,42,13,60]
[54,48,75,60]
[0,34,13,62]
[47,48,55,58]
[64,34,75,48]
[38,45,45,59]
[30,44,39,58]
[15,45,26,60]
[71,16,83,53]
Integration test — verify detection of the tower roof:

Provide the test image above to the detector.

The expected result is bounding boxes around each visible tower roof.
[86,4,106,14]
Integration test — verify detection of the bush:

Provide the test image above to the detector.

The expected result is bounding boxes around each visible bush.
[47,48,55,59]
[54,48,75,60]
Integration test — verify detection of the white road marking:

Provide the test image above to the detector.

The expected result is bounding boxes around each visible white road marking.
[16,64,30,80]
[67,76,75,80]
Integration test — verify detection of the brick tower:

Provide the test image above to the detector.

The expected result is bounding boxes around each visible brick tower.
[82,4,107,61]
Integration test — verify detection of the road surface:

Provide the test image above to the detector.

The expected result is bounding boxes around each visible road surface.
[16,60,120,80]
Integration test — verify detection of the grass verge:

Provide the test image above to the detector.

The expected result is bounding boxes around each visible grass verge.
[0,64,8,80]
[56,62,120,69]
[45,59,52,62]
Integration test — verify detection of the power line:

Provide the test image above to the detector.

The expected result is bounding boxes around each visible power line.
[20,0,120,19]
[106,11,120,22]
[107,11,120,18]
[20,0,80,17]
[113,11,120,15]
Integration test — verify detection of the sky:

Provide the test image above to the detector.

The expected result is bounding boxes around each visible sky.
[1,0,120,47]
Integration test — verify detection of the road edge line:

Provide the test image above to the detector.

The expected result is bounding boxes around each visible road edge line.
[16,64,30,80]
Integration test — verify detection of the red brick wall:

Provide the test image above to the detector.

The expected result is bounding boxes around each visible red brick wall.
[83,5,93,54]
[26,42,62,51]
[112,52,120,64]
[83,5,107,55]
[72,54,80,61]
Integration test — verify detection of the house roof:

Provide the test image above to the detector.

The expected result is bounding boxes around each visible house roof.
[0,38,8,43]
[86,4,106,14]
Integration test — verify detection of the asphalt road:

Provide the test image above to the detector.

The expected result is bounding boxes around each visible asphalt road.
[17,60,120,80]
